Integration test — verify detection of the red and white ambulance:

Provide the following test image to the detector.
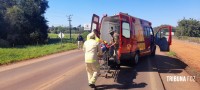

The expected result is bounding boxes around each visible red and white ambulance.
[91,12,172,65]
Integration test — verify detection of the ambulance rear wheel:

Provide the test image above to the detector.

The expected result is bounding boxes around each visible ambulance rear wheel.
[131,52,139,66]
[134,53,139,65]
[151,46,156,56]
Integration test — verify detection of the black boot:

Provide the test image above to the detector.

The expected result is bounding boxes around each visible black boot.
[89,84,96,88]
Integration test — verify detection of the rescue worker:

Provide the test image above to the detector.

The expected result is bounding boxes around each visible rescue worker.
[83,32,102,88]
[109,27,120,69]
[87,29,101,43]
[77,33,84,49]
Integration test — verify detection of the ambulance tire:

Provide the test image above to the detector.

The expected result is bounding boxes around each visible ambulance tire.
[134,52,139,64]
[131,51,139,66]
[151,46,156,56]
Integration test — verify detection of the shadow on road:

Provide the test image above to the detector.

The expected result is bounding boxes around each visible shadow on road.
[153,55,187,73]
[96,54,187,90]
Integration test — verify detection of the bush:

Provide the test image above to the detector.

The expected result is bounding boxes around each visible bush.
[176,36,200,43]
[176,18,200,37]
[81,31,90,41]
[0,39,10,47]
[188,37,200,44]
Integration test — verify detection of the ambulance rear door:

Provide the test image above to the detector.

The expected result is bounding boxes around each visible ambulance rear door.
[155,25,172,51]
[91,14,100,37]
[119,13,132,54]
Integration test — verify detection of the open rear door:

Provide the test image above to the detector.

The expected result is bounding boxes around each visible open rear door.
[155,25,172,51]
[91,14,100,37]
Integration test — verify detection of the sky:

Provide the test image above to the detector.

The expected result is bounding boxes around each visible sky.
[45,0,200,27]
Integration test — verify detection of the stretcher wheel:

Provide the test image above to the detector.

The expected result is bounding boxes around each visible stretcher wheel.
[105,74,108,78]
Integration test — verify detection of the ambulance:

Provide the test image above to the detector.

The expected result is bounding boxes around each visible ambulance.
[91,12,172,65]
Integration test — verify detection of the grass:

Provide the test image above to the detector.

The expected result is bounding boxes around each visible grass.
[48,33,79,43]
[175,36,200,44]
[48,33,78,39]
[0,33,78,65]
[167,51,176,57]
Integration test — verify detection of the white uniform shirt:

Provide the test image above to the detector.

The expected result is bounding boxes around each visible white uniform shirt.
[83,39,101,63]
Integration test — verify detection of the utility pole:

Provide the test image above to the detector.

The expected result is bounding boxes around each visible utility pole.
[67,15,73,42]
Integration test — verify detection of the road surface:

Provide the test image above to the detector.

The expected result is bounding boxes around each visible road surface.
[0,49,199,90]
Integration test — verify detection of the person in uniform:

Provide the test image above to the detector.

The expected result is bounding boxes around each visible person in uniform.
[83,32,102,88]
[109,27,120,69]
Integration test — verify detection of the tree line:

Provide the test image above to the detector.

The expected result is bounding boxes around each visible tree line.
[154,18,200,37]
[176,18,200,37]
[48,25,85,34]
[0,0,49,47]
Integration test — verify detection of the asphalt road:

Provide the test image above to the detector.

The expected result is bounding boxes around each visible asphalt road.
[0,49,199,90]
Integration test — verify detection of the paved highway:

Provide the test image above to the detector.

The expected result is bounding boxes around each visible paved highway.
[0,49,199,90]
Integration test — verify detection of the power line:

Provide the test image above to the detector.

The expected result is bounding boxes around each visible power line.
[67,14,73,42]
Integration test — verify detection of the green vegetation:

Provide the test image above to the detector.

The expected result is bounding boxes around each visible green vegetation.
[0,0,49,46]
[176,18,200,37]
[48,25,84,34]
[0,43,77,65]
[0,33,78,65]
[154,18,200,43]
[81,31,90,40]
[48,33,79,44]
[167,51,176,57]
[174,36,200,44]
[48,33,78,39]
[174,18,200,43]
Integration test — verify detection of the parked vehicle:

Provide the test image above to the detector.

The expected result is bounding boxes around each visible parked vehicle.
[90,12,172,65]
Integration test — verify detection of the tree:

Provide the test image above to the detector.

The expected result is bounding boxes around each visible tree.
[176,18,200,37]
[5,5,25,45]
[30,31,40,45]
[0,11,5,39]
[0,0,49,46]
[0,0,17,40]
[18,0,49,44]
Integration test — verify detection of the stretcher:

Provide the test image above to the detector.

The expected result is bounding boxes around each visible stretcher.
[99,43,119,81]
[99,50,110,78]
